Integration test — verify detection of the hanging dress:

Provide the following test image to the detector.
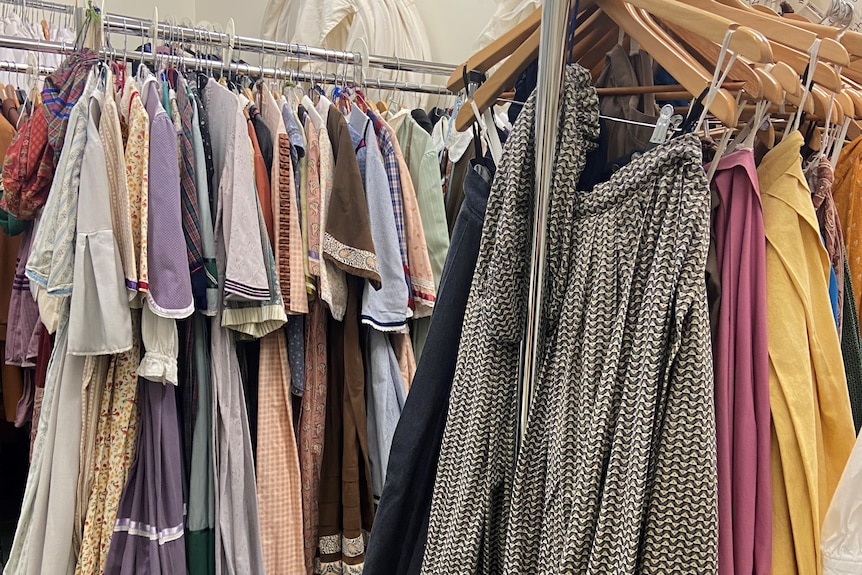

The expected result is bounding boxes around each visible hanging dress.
[421,65,718,575]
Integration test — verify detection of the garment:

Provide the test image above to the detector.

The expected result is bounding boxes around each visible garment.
[391,114,449,358]
[104,379,187,574]
[422,67,718,575]
[707,148,771,575]
[367,109,410,302]
[759,131,856,575]
[265,0,432,109]
[142,77,194,319]
[248,118,274,247]
[349,105,409,331]
[317,278,375,575]
[299,298,327,575]
[6,226,39,367]
[186,315,215,575]
[119,75,149,297]
[68,81,133,356]
[840,252,862,433]
[75,317,141,575]
[5,301,85,575]
[809,156,844,328]
[207,78,267,575]
[365,155,493,575]
[595,45,659,163]
[304,116,322,280]
[100,77,137,300]
[260,85,307,315]
[204,81,271,302]
[177,80,207,312]
[822,434,862,574]
[187,83,218,317]
[324,105,381,289]
[474,0,541,51]
[365,328,406,500]
[381,115,436,318]
[25,68,93,333]
[256,330,305,574]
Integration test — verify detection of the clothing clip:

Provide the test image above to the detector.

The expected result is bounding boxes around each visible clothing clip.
[649,104,675,146]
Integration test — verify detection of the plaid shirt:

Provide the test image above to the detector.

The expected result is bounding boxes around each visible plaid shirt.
[42,49,99,156]
[176,81,206,312]
[367,109,412,299]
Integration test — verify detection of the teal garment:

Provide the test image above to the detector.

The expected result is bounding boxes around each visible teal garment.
[841,250,862,433]
[0,193,28,236]
[394,116,449,358]
[187,312,216,575]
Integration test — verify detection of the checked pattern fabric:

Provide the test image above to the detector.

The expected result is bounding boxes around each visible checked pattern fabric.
[421,64,718,575]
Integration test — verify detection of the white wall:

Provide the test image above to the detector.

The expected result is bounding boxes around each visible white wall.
[51,0,495,66]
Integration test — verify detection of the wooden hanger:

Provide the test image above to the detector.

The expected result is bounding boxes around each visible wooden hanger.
[764,61,803,97]
[446,7,543,92]
[721,0,862,61]
[685,0,850,65]
[665,21,772,103]
[454,0,772,130]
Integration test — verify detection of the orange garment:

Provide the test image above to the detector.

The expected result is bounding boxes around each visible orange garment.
[247,119,274,248]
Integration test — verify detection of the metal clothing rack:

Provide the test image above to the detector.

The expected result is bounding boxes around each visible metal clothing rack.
[0,0,459,85]
[0,34,454,94]
[518,0,574,448]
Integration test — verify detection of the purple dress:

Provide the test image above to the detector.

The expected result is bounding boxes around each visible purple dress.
[104,378,187,574]
[707,148,771,575]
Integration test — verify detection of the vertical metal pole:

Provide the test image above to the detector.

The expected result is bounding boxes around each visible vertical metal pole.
[517,0,573,450]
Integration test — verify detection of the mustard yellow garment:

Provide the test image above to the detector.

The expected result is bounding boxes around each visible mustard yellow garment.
[758,131,856,575]
[833,135,862,331]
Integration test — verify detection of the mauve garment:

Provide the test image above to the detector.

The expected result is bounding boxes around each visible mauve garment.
[707,148,771,575]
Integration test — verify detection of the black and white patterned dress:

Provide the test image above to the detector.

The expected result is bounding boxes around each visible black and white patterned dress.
[420,64,718,575]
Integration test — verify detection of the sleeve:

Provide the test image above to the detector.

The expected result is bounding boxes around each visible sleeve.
[323,109,381,286]
[137,301,179,385]
[68,107,133,356]
[223,105,272,303]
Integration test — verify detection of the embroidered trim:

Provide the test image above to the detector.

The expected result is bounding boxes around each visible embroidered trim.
[323,233,379,278]
[318,533,341,555]
[314,559,365,575]
[114,518,185,545]
[342,533,365,558]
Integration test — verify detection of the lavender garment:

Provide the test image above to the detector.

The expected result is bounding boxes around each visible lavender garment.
[105,378,187,575]
[6,225,40,366]
[143,79,194,319]
[707,149,772,575]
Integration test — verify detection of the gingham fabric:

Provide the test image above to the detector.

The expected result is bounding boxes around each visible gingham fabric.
[421,64,718,575]
[257,329,306,574]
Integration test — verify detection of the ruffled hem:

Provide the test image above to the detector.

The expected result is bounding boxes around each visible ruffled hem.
[222,304,287,339]
[138,352,179,386]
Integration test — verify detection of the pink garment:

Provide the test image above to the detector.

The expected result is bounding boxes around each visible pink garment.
[708,148,771,575]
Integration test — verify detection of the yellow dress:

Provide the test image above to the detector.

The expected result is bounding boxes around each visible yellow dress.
[758,131,856,575]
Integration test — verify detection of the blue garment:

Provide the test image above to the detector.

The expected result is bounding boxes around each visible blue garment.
[830,261,840,328]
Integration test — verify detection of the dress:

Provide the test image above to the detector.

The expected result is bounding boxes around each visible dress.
[422,65,718,575]
[103,378,187,574]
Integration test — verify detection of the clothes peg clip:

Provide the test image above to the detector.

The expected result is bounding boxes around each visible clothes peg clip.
[649,104,676,146]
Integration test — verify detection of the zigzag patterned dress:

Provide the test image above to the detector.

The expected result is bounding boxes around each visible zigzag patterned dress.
[420,64,718,575]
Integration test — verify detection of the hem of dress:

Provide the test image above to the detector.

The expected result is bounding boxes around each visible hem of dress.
[222,304,287,339]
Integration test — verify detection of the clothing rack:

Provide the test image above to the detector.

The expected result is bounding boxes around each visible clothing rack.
[0,34,454,95]
[0,0,458,79]
[518,0,574,448]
